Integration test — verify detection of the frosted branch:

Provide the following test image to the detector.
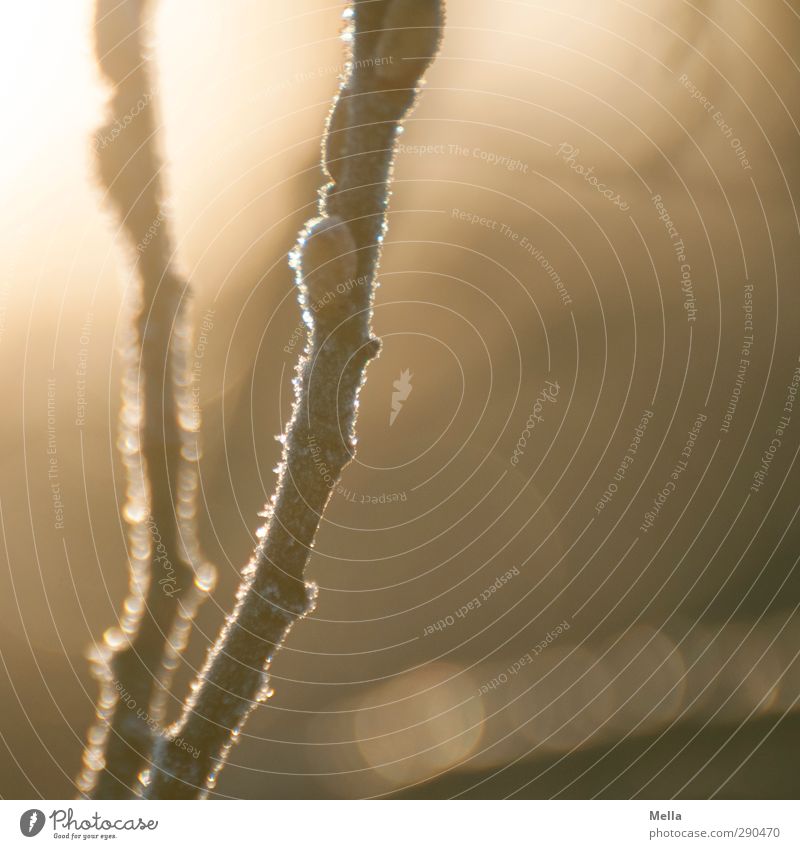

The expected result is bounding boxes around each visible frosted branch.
[142,0,444,799]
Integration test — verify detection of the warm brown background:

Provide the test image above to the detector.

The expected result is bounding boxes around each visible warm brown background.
[1,0,799,798]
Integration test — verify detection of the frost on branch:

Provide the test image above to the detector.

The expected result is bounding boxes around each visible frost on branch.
[79,0,215,799]
[142,0,444,799]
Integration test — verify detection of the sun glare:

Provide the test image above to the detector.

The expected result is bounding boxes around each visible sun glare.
[0,1,101,194]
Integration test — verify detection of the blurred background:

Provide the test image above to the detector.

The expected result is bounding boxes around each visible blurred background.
[2,0,800,798]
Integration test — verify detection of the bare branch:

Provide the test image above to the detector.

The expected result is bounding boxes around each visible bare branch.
[141,0,445,799]
[78,0,215,799]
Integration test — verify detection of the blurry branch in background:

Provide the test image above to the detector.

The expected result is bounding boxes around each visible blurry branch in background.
[78,0,216,798]
[141,0,445,799]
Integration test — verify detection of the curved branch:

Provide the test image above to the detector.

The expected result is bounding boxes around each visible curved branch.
[142,0,445,799]
[78,0,215,798]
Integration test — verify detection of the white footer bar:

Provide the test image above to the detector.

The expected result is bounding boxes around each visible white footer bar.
[2,800,797,848]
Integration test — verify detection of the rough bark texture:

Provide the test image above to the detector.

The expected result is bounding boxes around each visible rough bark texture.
[141,0,445,799]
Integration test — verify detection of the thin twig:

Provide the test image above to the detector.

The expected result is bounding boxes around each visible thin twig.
[142,0,445,799]
[78,0,215,798]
